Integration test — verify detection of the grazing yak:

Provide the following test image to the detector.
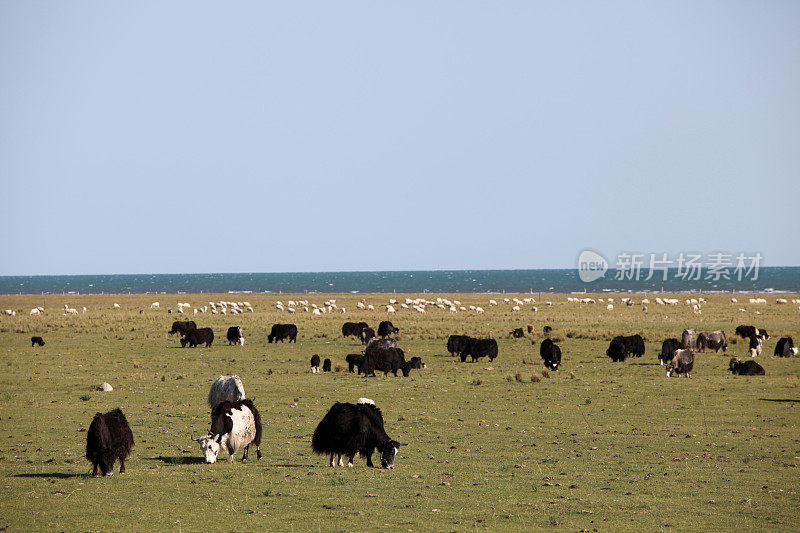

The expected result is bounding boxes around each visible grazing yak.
[345,353,364,373]
[681,329,697,350]
[310,354,321,373]
[196,399,262,463]
[606,337,627,362]
[30,336,45,347]
[169,320,197,337]
[539,338,562,371]
[360,327,376,345]
[342,322,369,339]
[509,328,525,338]
[408,356,426,369]
[322,358,332,372]
[181,327,214,348]
[86,408,134,476]
[729,357,765,376]
[226,326,244,346]
[748,335,763,357]
[312,400,405,468]
[268,323,297,343]
[774,337,797,357]
[207,375,246,411]
[462,338,498,363]
[735,325,756,339]
[447,335,471,358]
[696,331,727,353]
[660,338,682,366]
[607,335,644,361]
[666,349,694,377]
[363,347,408,377]
[377,321,399,337]
[543,325,552,334]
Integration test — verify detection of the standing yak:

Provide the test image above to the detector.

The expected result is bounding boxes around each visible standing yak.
[311,399,405,468]
[86,408,134,476]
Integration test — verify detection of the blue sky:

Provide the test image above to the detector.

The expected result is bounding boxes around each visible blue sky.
[1,1,798,275]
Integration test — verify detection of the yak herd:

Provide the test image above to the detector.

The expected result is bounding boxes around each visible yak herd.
[23,307,796,476]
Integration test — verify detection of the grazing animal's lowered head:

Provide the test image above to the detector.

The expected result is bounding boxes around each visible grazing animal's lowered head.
[196,434,222,464]
[379,440,405,469]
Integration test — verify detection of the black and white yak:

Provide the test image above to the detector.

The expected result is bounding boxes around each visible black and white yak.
[226,326,244,346]
[86,408,134,476]
[196,399,262,463]
[539,338,562,371]
[666,349,694,378]
[310,354,321,373]
[729,357,765,376]
[311,398,405,468]
[748,335,763,357]
[774,337,797,357]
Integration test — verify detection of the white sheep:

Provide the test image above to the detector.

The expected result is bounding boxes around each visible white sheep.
[30,308,40,316]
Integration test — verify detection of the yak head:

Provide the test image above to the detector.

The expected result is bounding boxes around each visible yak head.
[196,434,222,463]
[665,362,676,377]
[379,440,406,469]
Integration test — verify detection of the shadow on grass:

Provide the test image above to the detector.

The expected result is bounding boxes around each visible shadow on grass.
[758,398,800,403]
[628,363,662,366]
[146,456,205,465]
[14,472,86,479]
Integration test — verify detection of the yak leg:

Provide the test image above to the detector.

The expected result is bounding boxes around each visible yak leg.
[92,463,99,477]
[242,444,249,461]
[347,454,356,467]
[119,456,126,474]
[329,453,336,467]
[256,445,262,460]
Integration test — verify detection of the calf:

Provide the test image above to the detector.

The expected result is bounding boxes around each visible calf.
[181,327,214,347]
[408,356,426,369]
[226,326,244,346]
[377,321,399,337]
[729,357,765,376]
[310,354,321,373]
[509,328,525,338]
[543,325,552,334]
[30,336,45,347]
[268,324,297,343]
[666,349,694,377]
[86,408,134,476]
[311,401,405,468]
[539,338,561,371]
[774,337,797,357]
[696,331,727,353]
[322,358,332,372]
[207,375,245,411]
[748,335,763,357]
[346,353,364,374]
[659,338,682,366]
[196,399,262,463]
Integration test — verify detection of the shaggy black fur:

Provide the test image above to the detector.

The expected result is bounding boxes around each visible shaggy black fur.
[86,408,134,476]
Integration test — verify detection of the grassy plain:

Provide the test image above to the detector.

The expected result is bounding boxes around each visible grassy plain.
[0,292,798,531]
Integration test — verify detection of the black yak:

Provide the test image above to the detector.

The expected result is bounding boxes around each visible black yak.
[345,353,364,374]
[342,322,368,339]
[606,337,627,362]
[378,321,399,337]
[30,336,45,347]
[322,358,332,372]
[659,338,682,366]
[268,324,297,343]
[181,327,214,348]
[310,354,321,373]
[311,400,405,468]
[86,408,134,476]
[539,338,562,371]
[774,337,797,357]
[169,320,197,337]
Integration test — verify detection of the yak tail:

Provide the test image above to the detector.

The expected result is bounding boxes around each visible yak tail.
[241,399,262,447]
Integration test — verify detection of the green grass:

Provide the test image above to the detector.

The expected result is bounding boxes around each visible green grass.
[0,292,798,531]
